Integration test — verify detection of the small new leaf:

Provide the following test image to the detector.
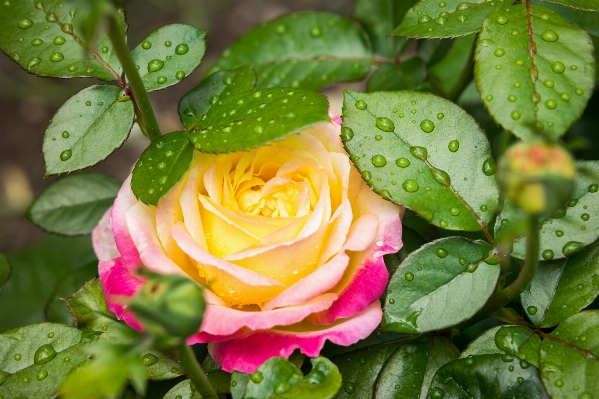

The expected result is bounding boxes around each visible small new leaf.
[391,0,507,38]
[213,12,372,90]
[188,88,329,154]
[474,4,596,141]
[0,0,124,80]
[131,131,195,206]
[43,85,134,175]
[342,90,498,231]
[25,173,121,235]
[384,237,499,334]
[131,24,207,92]
[179,64,257,131]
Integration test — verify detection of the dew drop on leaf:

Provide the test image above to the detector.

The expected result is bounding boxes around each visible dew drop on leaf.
[405,272,414,281]
[18,18,33,29]
[551,61,565,74]
[542,249,554,260]
[34,344,57,365]
[60,149,72,161]
[147,59,164,72]
[396,158,410,168]
[50,52,64,62]
[141,353,158,366]
[250,371,263,383]
[402,179,419,193]
[372,155,387,167]
[175,44,189,55]
[376,117,395,132]
[420,119,435,133]
[541,30,559,42]
[36,370,48,381]
[355,100,367,110]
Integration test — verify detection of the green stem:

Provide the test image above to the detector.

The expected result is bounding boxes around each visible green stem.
[464,215,540,326]
[107,15,162,141]
[178,343,218,398]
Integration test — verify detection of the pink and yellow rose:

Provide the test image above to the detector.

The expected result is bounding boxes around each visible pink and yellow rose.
[92,119,403,373]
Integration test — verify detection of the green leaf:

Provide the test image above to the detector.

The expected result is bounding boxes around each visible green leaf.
[353,0,417,58]
[384,237,498,334]
[0,0,124,80]
[474,4,597,141]
[0,253,11,295]
[202,354,231,394]
[539,310,599,398]
[460,326,508,358]
[231,371,251,399]
[329,343,402,399]
[131,131,195,206]
[541,0,599,11]
[179,65,257,131]
[366,59,427,92]
[188,88,329,153]
[428,35,476,99]
[0,322,92,399]
[25,173,121,235]
[532,0,599,36]
[213,12,373,90]
[162,380,201,399]
[391,0,507,39]
[244,357,341,399]
[0,234,97,330]
[342,90,498,231]
[42,85,135,175]
[497,161,599,260]
[428,354,549,399]
[521,240,599,328]
[373,335,459,399]
[131,24,206,92]
[66,279,183,381]
[494,326,542,367]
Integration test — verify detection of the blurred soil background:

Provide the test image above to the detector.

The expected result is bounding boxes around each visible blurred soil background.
[0,0,354,253]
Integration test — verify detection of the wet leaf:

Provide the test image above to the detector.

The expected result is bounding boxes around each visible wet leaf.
[0,0,124,80]
[131,131,195,206]
[474,3,596,141]
[384,237,499,334]
[43,85,134,175]
[131,24,206,92]
[25,173,121,235]
[342,90,498,231]
[213,12,372,90]
[391,0,507,39]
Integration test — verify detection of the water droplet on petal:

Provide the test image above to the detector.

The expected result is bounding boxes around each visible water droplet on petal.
[396,158,410,168]
[310,27,322,37]
[418,15,432,24]
[436,248,448,258]
[142,40,152,49]
[511,111,521,120]
[157,76,167,84]
[562,241,584,256]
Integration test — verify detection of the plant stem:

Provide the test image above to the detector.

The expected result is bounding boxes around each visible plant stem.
[464,215,540,326]
[107,15,162,141]
[178,343,218,398]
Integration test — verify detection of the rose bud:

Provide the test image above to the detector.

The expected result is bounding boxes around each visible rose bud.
[498,142,575,214]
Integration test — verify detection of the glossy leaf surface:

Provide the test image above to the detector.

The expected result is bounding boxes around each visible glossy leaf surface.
[187,88,329,153]
[131,24,206,92]
[43,85,134,175]
[131,131,195,206]
[367,59,427,92]
[391,0,508,38]
[162,380,201,399]
[213,12,372,90]
[428,35,476,99]
[0,0,124,80]
[342,91,498,231]
[542,0,599,11]
[474,4,596,141]
[25,173,120,235]
[384,237,498,334]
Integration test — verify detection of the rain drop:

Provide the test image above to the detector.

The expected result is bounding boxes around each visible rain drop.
[563,241,585,256]
[310,27,322,37]
[465,357,474,366]
[511,111,521,120]
[85,101,91,106]
[449,207,460,216]
[482,157,496,176]
[494,48,505,57]
[486,94,493,101]
[157,76,167,84]
[165,40,172,47]
[250,371,263,383]
[430,387,445,399]
[375,134,382,141]
[60,149,72,161]
[175,71,185,81]
[480,205,488,212]
[175,44,189,55]
[434,16,447,25]
[555,379,564,387]
[62,131,69,138]
[541,30,559,42]
[420,119,435,133]
[396,158,410,168]
[34,344,57,364]
[402,179,419,193]
[372,155,387,167]
[142,41,152,49]
[576,88,584,96]
[31,38,43,46]
[457,15,468,22]
[448,140,459,152]
[341,127,354,141]
[375,117,395,132]
[18,18,33,29]
[49,52,64,62]
[418,15,432,23]
[496,15,508,24]
[581,213,590,221]
[542,249,554,260]
[147,59,164,72]
[410,146,427,159]
[544,79,554,88]
[254,126,263,134]
[436,248,448,258]
[14,353,21,360]
[344,382,356,394]
[355,100,367,110]
[551,61,565,74]
[68,65,77,72]
[405,272,414,281]
[508,95,517,102]
[36,370,48,381]
[546,99,557,109]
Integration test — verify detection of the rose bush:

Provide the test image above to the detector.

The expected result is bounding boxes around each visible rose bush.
[92,119,403,373]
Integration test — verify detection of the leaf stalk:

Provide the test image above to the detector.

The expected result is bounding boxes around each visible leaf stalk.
[178,342,219,398]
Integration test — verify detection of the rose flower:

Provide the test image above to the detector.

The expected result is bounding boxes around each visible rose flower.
[93,119,403,373]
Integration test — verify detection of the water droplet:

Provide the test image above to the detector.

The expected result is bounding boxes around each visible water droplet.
[457,15,468,22]
[147,59,164,72]
[434,16,447,25]
[375,134,383,141]
[542,80,555,89]
[60,149,72,161]
[157,76,167,84]
[420,119,435,133]
[545,99,557,109]
[494,48,505,57]
[439,219,448,228]
[405,272,414,281]
[436,248,448,258]
[482,157,496,176]
[447,140,460,152]
[14,353,21,360]
[465,357,474,366]
[31,38,44,46]
[355,100,367,110]
[496,15,508,24]
[140,41,152,50]
[511,111,521,120]
[341,127,354,141]
[175,43,189,55]
[18,18,33,29]
[542,249,554,260]
[309,26,322,37]
[164,40,172,47]
[430,387,445,399]
[376,117,395,132]
[569,199,578,207]
[551,61,565,74]
[141,353,158,366]
[480,205,488,212]
[485,94,493,101]
[341,381,356,394]
[67,65,77,72]
[541,30,559,42]
[34,344,57,365]
[410,146,427,159]
[61,23,73,33]
[396,158,410,168]
[250,371,263,383]
[174,70,186,81]
[36,370,48,381]
[402,179,419,193]
[555,378,564,387]
[563,241,585,256]
[372,155,387,167]
[418,15,432,23]
[254,126,263,134]
[581,213,590,221]
[466,263,478,273]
